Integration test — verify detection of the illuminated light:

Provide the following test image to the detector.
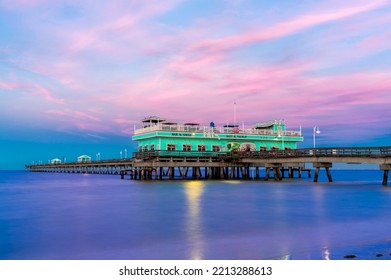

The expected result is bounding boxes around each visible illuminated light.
[221,180,241,184]
[322,247,330,260]
[184,181,204,188]
[184,181,205,260]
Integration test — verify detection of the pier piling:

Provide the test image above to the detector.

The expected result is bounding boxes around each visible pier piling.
[313,163,333,183]
[380,164,391,186]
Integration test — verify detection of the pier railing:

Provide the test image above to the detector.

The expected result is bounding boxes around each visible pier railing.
[26,146,391,167]
[26,158,133,168]
[133,150,222,159]
[133,146,391,159]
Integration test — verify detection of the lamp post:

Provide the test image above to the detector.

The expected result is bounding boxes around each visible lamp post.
[120,150,122,159]
[279,125,285,150]
[313,126,320,148]
[274,125,285,150]
[124,149,127,158]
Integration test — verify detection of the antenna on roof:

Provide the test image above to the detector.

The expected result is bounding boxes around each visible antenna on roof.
[234,101,237,126]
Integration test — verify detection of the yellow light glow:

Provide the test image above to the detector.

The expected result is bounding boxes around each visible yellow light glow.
[184,181,205,260]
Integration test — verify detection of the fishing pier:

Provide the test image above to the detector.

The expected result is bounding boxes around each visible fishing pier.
[26,146,391,185]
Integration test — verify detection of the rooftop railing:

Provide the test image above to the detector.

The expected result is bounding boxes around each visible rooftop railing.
[134,123,302,137]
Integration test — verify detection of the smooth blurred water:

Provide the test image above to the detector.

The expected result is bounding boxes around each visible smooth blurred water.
[1,170,391,260]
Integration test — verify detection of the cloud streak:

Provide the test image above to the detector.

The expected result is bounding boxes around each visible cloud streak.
[0,80,65,104]
[190,0,389,54]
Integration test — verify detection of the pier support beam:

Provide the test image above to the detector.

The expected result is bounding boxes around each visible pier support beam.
[383,170,389,186]
[265,167,270,181]
[288,167,293,178]
[313,163,333,182]
[380,164,391,186]
[265,163,282,181]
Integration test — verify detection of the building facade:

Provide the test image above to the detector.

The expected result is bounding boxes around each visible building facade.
[132,116,303,153]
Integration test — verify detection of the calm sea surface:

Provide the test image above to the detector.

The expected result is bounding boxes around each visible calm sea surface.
[1,170,391,260]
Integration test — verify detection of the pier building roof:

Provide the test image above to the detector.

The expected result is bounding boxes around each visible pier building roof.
[134,117,301,137]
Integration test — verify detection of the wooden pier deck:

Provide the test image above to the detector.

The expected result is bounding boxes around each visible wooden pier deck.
[25,146,391,185]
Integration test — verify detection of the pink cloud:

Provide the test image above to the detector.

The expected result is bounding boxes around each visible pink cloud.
[46,109,101,122]
[63,0,184,55]
[0,80,64,104]
[44,108,122,135]
[189,0,389,54]
[0,0,45,9]
[2,0,391,146]
[33,84,65,104]
[97,0,390,127]
[355,30,391,55]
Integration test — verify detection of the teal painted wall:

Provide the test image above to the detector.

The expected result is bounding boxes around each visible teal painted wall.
[133,131,302,151]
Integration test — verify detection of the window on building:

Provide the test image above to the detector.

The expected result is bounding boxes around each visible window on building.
[167,144,176,151]
[182,144,192,151]
[144,145,149,151]
[150,144,155,151]
[259,146,267,151]
[197,145,206,151]
[138,146,142,152]
[212,145,221,152]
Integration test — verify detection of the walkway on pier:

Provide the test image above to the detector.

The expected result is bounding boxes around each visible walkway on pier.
[25,146,391,185]
[26,159,133,176]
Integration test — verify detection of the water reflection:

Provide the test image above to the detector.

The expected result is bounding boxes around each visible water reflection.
[276,254,292,260]
[183,181,205,260]
[322,247,330,260]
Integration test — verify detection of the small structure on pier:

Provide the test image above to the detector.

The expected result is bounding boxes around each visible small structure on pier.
[77,155,91,163]
[51,158,61,164]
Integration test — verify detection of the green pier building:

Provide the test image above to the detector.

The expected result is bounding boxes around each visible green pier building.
[132,116,303,153]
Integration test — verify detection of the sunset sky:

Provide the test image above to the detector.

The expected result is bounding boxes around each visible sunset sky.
[1,0,391,169]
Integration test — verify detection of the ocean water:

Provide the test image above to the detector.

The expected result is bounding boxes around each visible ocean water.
[1,170,391,260]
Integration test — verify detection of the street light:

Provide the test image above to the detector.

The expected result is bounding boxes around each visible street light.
[274,125,285,150]
[124,149,127,158]
[313,126,320,148]
[120,150,122,159]
[279,125,285,150]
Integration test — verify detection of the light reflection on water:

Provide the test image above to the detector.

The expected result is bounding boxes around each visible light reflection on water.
[322,247,330,260]
[183,181,205,260]
[2,170,391,260]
